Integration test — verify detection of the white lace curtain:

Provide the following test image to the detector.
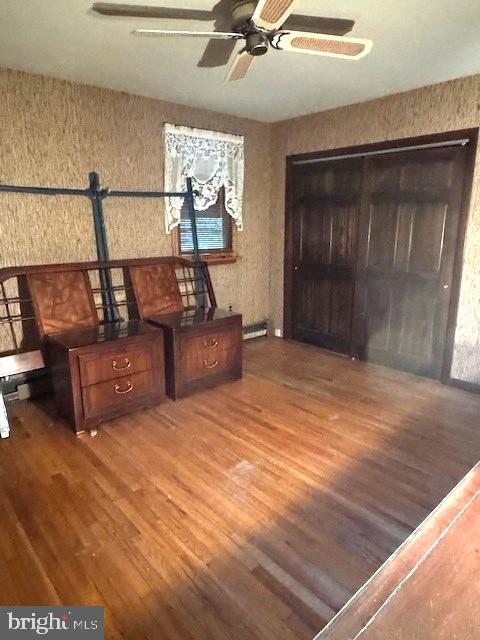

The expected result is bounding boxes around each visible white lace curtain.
[163,123,244,233]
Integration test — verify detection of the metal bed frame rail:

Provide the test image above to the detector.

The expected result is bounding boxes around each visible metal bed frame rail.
[0,171,203,438]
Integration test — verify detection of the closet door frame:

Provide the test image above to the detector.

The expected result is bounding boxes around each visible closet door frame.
[284,128,478,386]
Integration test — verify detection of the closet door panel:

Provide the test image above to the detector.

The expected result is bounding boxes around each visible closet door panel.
[290,159,363,353]
[354,146,467,378]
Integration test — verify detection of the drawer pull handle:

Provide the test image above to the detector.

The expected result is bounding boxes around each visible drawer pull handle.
[203,338,219,348]
[204,360,219,369]
[114,381,133,395]
[112,358,132,371]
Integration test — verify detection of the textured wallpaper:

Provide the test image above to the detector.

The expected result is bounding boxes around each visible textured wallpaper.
[0,68,272,327]
[1,68,479,383]
[270,74,480,384]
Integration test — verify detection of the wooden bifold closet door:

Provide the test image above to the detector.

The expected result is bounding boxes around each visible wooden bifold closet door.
[286,139,471,379]
[288,157,363,353]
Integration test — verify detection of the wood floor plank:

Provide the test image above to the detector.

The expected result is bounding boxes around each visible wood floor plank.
[0,337,479,639]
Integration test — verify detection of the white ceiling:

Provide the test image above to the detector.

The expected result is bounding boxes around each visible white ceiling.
[1,0,480,122]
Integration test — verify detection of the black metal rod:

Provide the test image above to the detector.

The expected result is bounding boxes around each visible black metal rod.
[186,178,200,262]
[0,183,187,199]
[185,178,207,308]
[0,172,194,319]
[0,184,89,197]
[88,172,118,323]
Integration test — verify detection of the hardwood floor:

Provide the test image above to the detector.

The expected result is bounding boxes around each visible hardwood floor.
[0,337,479,640]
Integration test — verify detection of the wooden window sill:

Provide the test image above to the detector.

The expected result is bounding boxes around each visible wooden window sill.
[193,253,238,266]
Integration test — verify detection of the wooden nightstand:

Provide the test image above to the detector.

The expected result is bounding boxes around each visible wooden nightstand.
[146,308,242,400]
[44,320,166,434]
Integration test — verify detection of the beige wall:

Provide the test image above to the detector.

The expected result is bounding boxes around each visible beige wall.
[1,68,479,383]
[270,74,480,384]
[0,68,272,327]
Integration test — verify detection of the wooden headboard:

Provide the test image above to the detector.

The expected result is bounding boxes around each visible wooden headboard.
[0,256,216,379]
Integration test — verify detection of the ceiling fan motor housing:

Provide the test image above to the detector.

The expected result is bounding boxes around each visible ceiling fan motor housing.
[232,1,270,56]
[245,32,269,56]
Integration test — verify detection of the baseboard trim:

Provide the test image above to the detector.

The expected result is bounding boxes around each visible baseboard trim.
[448,377,480,394]
[243,322,268,341]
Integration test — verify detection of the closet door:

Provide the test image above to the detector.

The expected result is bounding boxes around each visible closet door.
[353,146,467,378]
[289,158,363,353]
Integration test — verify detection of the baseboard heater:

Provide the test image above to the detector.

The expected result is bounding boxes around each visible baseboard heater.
[243,322,267,341]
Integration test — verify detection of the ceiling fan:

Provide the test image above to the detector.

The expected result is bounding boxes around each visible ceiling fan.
[92,1,372,81]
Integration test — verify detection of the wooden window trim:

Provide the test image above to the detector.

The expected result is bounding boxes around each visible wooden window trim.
[171,218,239,265]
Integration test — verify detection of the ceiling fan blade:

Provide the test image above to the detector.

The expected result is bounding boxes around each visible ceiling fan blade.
[92,3,214,21]
[133,29,242,40]
[198,38,238,68]
[283,15,355,36]
[251,0,299,32]
[210,0,239,33]
[271,31,372,60]
[225,50,255,82]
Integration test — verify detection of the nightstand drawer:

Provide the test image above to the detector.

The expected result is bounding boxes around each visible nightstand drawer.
[182,327,238,357]
[79,346,154,387]
[82,369,156,420]
[182,346,238,384]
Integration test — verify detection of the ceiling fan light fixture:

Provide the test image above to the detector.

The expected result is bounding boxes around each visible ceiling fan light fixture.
[245,32,269,56]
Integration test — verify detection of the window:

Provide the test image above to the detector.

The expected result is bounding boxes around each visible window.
[174,188,236,264]
[164,124,243,265]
